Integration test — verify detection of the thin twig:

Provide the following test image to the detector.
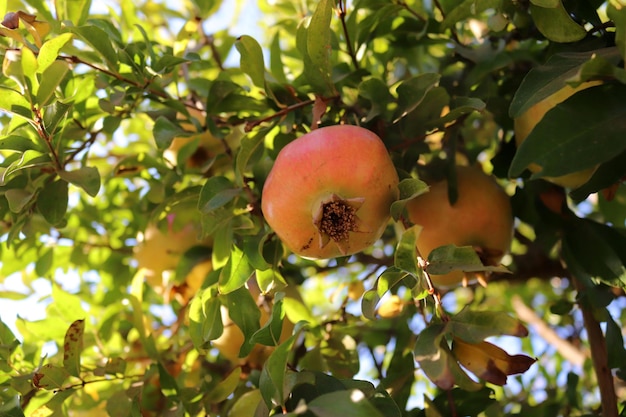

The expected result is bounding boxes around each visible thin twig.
[337,0,359,70]
[244,98,316,131]
[511,295,587,367]
[573,278,618,417]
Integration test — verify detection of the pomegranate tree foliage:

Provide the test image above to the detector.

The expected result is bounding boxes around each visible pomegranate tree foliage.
[1,0,626,415]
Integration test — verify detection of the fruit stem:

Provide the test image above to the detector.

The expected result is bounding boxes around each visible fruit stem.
[418,256,449,322]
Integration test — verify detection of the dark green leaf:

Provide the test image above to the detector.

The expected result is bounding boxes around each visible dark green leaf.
[426,245,510,275]
[390,177,429,221]
[42,101,72,135]
[223,286,262,357]
[198,176,239,213]
[509,48,621,117]
[59,166,101,197]
[529,2,586,43]
[259,334,296,408]
[450,308,529,343]
[153,116,188,149]
[393,73,441,123]
[37,180,68,225]
[308,390,385,417]
[510,84,626,179]
[71,26,118,69]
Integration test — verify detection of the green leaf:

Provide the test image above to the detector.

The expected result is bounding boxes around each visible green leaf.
[55,0,92,25]
[71,25,118,69]
[529,2,586,43]
[5,189,34,213]
[509,48,621,118]
[442,0,500,29]
[393,73,441,123]
[206,367,243,403]
[358,78,394,122]
[509,84,626,179]
[223,286,262,357]
[0,87,33,120]
[190,0,223,18]
[259,334,296,408]
[229,389,265,417]
[361,288,380,320]
[235,129,265,185]
[269,32,288,84]
[21,46,39,98]
[189,289,223,351]
[308,390,386,417]
[390,177,429,221]
[236,35,266,88]
[531,0,559,6]
[62,319,84,377]
[158,363,179,398]
[37,60,70,106]
[450,308,529,343]
[608,1,626,60]
[35,247,54,276]
[414,324,456,390]
[394,225,420,275]
[153,116,188,149]
[251,293,286,346]
[426,245,510,275]
[37,180,68,225]
[0,135,44,152]
[42,101,72,135]
[0,319,20,373]
[59,166,101,197]
[307,0,335,95]
[606,312,626,369]
[219,245,254,294]
[37,33,73,74]
[33,364,71,390]
[562,218,626,285]
[198,176,239,213]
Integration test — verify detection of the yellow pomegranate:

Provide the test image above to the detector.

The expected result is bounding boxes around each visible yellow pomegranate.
[406,166,513,287]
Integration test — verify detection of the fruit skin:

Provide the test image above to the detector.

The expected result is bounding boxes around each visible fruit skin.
[406,166,513,287]
[134,219,202,284]
[261,125,399,259]
[514,81,601,188]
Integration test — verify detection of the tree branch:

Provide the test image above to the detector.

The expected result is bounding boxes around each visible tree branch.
[573,278,619,417]
[511,295,587,367]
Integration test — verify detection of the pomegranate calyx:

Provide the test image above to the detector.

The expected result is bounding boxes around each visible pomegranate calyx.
[313,194,366,255]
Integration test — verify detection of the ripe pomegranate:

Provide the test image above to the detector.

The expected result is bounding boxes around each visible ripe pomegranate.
[261,125,399,259]
[406,165,513,287]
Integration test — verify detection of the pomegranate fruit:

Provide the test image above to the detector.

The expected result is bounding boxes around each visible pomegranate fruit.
[406,165,513,287]
[261,125,399,259]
